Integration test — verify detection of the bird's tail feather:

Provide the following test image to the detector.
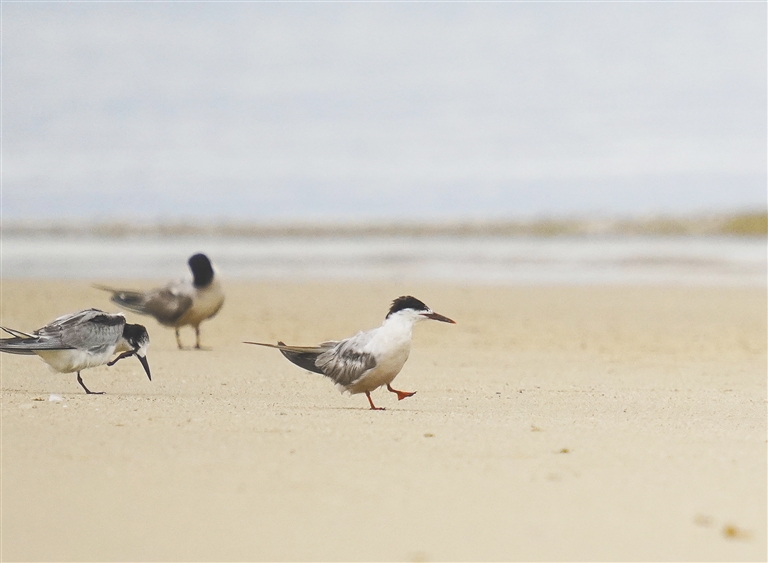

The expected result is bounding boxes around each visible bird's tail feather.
[244,341,326,375]
[0,325,41,354]
[0,325,35,338]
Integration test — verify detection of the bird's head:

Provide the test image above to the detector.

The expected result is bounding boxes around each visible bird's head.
[386,296,456,325]
[189,253,215,288]
[122,323,152,381]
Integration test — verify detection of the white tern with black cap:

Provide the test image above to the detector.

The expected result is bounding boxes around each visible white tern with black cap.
[245,296,456,410]
[0,309,151,394]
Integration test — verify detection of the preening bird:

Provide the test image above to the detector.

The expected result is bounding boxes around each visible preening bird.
[94,253,224,349]
[0,309,151,394]
[245,296,456,410]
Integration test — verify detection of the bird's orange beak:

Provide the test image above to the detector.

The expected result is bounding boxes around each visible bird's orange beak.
[424,312,456,324]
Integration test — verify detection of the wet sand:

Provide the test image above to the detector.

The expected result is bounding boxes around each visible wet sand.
[1,280,766,561]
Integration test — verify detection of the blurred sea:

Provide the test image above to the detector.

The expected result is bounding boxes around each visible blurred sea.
[1,234,765,286]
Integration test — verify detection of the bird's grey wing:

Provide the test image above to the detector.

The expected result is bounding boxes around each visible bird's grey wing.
[0,333,47,354]
[137,286,194,325]
[45,308,119,329]
[0,329,71,354]
[104,281,193,325]
[315,332,377,387]
[0,309,117,354]
[93,284,150,314]
[39,309,125,353]
[96,282,193,325]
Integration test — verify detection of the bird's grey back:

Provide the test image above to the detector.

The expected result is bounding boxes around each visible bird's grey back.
[109,284,193,326]
[0,309,124,354]
[43,309,125,352]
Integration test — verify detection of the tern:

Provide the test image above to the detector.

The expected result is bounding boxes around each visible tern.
[245,296,455,410]
[95,253,224,349]
[0,309,151,394]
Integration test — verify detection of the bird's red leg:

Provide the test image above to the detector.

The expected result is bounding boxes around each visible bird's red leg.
[366,391,385,410]
[387,384,416,401]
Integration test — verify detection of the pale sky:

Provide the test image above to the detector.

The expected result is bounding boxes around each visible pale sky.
[2,2,766,222]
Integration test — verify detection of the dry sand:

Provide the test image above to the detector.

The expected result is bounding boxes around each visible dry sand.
[1,280,765,562]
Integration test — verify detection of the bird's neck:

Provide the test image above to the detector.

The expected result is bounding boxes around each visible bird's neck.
[378,313,416,342]
[114,337,133,354]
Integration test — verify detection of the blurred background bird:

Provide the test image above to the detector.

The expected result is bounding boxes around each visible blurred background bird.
[95,253,224,350]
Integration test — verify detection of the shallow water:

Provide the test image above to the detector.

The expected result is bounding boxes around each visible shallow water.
[1,234,765,286]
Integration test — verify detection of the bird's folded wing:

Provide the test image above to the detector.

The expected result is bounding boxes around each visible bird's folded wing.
[0,334,74,354]
[315,338,377,387]
[33,310,125,353]
[47,308,110,327]
[46,309,123,330]
[137,288,193,324]
[243,338,377,385]
[97,282,193,325]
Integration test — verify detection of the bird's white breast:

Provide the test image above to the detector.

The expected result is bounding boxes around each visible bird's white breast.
[179,278,225,326]
[344,315,414,394]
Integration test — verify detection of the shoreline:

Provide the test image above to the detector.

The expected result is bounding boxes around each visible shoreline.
[3,234,765,287]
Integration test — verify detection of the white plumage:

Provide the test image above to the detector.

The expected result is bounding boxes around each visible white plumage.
[246,296,455,410]
[0,309,151,394]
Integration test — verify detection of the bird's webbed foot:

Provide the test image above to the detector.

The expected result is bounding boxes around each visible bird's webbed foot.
[387,384,416,401]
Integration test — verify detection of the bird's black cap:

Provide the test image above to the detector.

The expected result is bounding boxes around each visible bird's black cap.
[386,296,429,318]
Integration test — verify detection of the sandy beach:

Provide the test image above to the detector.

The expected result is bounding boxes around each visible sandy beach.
[1,279,765,561]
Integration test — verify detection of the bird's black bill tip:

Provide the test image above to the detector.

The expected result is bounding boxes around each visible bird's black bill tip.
[138,355,151,381]
[424,312,456,324]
